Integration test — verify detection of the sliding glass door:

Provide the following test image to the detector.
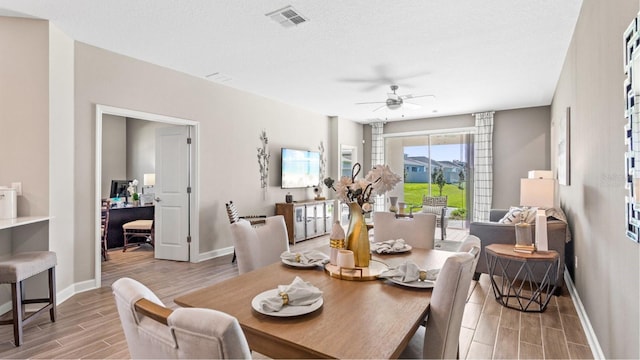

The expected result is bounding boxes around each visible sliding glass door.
[384,131,473,228]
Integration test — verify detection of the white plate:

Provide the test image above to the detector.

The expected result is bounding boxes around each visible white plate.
[251,289,323,317]
[370,243,413,254]
[281,258,324,268]
[384,277,435,289]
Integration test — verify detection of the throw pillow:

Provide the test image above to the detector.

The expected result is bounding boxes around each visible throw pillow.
[422,205,443,215]
[498,206,538,224]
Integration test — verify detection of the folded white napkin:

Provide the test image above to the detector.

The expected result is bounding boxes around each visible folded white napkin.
[280,250,330,265]
[372,239,408,254]
[378,261,439,283]
[259,276,323,312]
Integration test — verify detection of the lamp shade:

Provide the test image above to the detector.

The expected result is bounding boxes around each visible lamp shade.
[143,173,156,186]
[520,178,555,208]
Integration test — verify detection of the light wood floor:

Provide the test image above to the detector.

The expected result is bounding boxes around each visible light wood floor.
[0,227,593,359]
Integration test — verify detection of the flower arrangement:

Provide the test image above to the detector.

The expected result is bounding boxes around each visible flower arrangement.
[324,163,402,212]
[127,179,139,201]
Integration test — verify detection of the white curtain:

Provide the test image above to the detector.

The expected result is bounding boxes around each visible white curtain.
[370,122,385,212]
[473,112,494,222]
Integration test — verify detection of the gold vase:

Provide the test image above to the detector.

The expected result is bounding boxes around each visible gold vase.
[346,202,370,267]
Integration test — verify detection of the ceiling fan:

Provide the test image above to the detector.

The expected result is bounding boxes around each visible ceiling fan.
[356,85,435,112]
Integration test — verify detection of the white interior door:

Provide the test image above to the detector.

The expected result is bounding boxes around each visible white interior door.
[154,126,191,261]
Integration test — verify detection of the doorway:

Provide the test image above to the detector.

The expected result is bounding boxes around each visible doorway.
[384,129,474,228]
[95,105,200,288]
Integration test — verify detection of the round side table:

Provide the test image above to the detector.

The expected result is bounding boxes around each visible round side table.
[485,243,560,312]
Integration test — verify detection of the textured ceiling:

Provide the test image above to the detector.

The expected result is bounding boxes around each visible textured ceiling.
[0,0,583,123]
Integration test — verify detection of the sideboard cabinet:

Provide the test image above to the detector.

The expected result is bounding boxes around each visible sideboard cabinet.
[275,200,334,244]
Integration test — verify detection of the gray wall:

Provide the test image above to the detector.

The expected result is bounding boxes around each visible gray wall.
[551,0,639,358]
[365,107,551,210]
[101,114,126,198]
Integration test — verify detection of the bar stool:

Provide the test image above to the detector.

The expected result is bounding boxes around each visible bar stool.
[122,220,154,252]
[0,251,57,346]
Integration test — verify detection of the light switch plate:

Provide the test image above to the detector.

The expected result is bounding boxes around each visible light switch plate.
[11,182,22,196]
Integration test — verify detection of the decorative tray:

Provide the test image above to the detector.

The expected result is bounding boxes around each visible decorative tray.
[324,260,389,281]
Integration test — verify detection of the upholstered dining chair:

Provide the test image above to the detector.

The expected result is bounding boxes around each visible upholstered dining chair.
[372,212,436,249]
[400,252,475,359]
[112,277,251,359]
[230,215,290,274]
[459,235,482,275]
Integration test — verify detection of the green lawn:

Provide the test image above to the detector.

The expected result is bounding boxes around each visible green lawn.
[403,183,466,209]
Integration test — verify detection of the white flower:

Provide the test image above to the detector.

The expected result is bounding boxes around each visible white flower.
[366,164,402,195]
[362,202,373,212]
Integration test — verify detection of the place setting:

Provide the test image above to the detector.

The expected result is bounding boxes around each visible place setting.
[377,261,440,289]
[370,238,412,254]
[251,276,324,317]
[280,250,330,268]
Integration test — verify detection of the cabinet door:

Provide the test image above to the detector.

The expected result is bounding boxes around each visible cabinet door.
[305,205,318,238]
[324,201,334,232]
[294,205,306,241]
[314,203,325,234]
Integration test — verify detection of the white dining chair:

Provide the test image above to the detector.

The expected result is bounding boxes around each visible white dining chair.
[112,277,251,359]
[372,211,436,249]
[400,252,475,359]
[230,215,290,274]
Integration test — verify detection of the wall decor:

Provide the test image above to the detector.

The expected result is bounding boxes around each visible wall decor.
[257,129,270,199]
[557,107,571,186]
[316,141,326,199]
[624,15,640,243]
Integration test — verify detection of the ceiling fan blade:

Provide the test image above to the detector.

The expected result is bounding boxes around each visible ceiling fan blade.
[402,102,421,110]
[355,101,386,105]
[402,94,436,100]
[373,104,388,112]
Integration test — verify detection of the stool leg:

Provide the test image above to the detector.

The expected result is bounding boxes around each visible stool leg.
[11,282,23,346]
[48,267,56,322]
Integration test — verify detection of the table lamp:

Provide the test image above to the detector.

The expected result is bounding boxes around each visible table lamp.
[520,171,556,251]
[143,173,155,194]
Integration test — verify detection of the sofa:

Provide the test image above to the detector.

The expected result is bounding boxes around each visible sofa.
[469,209,569,292]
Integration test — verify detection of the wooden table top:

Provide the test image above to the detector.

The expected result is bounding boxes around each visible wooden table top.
[174,248,454,359]
[486,243,559,261]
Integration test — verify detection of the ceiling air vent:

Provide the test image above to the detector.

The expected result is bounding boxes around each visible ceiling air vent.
[266,6,309,28]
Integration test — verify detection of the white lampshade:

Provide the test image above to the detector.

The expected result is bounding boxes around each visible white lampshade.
[143,173,156,186]
[520,178,556,208]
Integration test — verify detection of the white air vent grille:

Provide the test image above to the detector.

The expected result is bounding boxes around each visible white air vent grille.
[266,6,308,28]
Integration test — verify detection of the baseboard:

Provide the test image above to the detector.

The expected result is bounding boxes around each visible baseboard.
[196,246,234,262]
[564,267,605,359]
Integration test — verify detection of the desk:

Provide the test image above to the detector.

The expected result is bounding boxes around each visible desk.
[106,206,154,249]
[175,248,453,359]
[485,244,560,312]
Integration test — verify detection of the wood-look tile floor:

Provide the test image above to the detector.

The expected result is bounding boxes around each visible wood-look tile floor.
[0,227,593,359]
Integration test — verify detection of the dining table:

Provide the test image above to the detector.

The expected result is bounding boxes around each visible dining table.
[174,247,455,359]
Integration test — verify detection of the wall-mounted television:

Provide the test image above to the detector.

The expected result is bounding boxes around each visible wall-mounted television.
[281,148,320,189]
[110,179,132,198]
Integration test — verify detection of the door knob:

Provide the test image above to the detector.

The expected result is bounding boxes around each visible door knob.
[155,197,162,202]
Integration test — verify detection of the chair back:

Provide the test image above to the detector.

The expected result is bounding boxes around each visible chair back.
[112,277,251,359]
[459,235,482,274]
[423,252,474,359]
[225,201,240,224]
[372,212,436,249]
[423,195,448,207]
[230,215,290,274]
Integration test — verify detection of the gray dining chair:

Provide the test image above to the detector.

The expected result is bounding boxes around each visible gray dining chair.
[372,211,436,249]
[400,252,475,359]
[112,277,251,359]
